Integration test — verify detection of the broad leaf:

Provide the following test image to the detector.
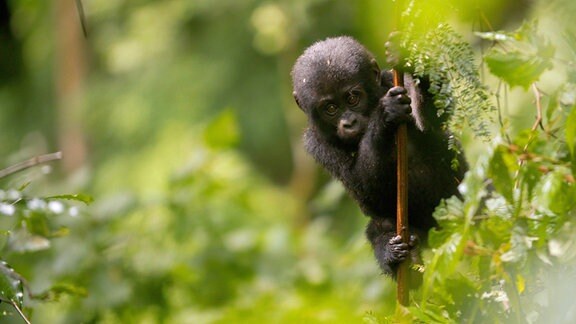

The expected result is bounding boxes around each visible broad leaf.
[536,170,576,215]
[484,22,555,89]
[485,51,553,89]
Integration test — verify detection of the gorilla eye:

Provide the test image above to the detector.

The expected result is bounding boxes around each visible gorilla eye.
[347,93,360,106]
[325,104,338,116]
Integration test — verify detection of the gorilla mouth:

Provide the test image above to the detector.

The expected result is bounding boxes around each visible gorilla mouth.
[338,128,363,145]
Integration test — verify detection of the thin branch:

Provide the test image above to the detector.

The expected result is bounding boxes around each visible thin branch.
[392,0,409,307]
[531,83,544,132]
[75,0,88,38]
[0,298,31,324]
[10,302,31,324]
[479,11,495,33]
[0,152,63,179]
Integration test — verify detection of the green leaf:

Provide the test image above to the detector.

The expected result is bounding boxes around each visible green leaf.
[521,161,543,199]
[0,261,24,308]
[485,50,553,89]
[482,210,513,244]
[25,211,50,237]
[409,302,453,323]
[46,193,94,205]
[500,228,531,263]
[488,146,515,203]
[536,170,576,215]
[433,196,465,231]
[484,22,555,89]
[426,231,467,288]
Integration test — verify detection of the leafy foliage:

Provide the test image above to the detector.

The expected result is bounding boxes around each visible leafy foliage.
[1,114,392,323]
[394,21,576,323]
[401,4,495,148]
[0,184,91,322]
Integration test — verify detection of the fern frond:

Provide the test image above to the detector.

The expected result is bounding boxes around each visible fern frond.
[403,23,495,148]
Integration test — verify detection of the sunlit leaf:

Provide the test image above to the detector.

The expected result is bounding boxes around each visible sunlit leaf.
[484,22,555,89]
[483,212,513,243]
[409,300,453,323]
[516,274,526,294]
[45,193,94,205]
[431,196,465,245]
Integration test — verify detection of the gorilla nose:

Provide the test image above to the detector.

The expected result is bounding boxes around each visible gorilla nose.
[341,118,356,129]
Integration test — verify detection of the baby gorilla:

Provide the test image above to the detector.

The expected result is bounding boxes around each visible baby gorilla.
[291,36,466,278]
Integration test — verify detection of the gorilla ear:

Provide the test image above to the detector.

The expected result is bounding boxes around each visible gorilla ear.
[370,58,381,86]
[293,91,304,111]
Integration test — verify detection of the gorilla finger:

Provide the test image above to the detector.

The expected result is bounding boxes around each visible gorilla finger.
[397,95,411,104]
[388,86,407,96]
[401,105,412,114]
[389,235,403,245]
[393,251,408,260]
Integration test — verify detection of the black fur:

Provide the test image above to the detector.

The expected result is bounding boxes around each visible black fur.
[291,36,466,277]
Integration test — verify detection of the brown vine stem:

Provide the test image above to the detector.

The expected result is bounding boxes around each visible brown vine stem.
[392,0,409,307]
[395,75,410,307]
[0,152,63,179]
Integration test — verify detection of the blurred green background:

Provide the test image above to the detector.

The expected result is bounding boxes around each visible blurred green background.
[0,0,574,323]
